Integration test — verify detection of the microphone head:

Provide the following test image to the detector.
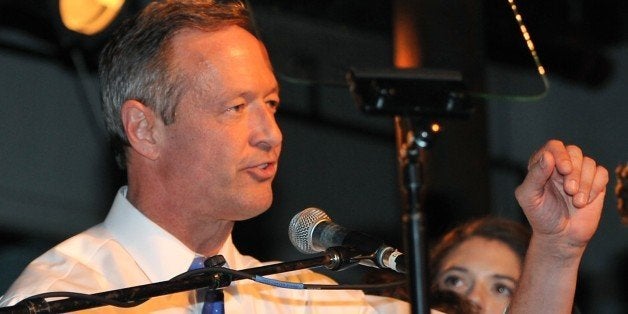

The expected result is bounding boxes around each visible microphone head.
[288,207,331,254]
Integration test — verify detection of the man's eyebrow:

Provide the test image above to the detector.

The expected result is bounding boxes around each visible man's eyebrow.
[237,85,280,99]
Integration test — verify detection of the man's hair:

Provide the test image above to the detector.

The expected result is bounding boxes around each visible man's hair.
[98,0,255,168]
[428,217,532,286]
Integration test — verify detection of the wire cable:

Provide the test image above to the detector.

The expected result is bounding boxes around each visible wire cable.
[466,0,549,102]
[16,267,407,311]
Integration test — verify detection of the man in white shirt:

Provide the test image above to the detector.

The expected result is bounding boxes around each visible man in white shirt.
[0,1,408,312]
[0,186,397,313]
[0,0,609,313]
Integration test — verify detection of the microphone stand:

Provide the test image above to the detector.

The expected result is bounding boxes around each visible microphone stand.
[394,116,432,314]
[345,68,469,314]
[0,247,361,314]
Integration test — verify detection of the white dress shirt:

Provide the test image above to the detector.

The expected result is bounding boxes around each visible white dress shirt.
[0,187,412,313]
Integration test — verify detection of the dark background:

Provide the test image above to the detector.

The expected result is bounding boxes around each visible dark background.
[1,0,627,312]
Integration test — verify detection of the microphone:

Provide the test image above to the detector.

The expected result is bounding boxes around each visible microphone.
[288,207,406,273]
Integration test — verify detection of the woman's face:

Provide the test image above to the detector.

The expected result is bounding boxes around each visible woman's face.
[435,236,522,314]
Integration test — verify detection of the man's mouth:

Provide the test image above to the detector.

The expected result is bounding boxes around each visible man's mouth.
[246,162,277,181]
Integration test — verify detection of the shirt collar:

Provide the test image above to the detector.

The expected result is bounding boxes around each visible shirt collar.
[104,186,197,283]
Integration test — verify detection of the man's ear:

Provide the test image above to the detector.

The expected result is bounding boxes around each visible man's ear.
[121,100,162,160]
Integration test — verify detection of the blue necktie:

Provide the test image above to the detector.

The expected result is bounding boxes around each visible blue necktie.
[189,256,225,314]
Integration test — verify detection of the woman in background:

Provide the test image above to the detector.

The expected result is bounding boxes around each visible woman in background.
[429,218,530,314]
[365,140,607,313]
[367,217,579,313]
[363,217,529,314]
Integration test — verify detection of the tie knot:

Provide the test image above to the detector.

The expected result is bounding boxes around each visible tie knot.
[190,255,228,271]
[188,256,226,313]
[189,256,206,271]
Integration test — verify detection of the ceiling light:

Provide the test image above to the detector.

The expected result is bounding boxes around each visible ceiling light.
[59,0,125,35]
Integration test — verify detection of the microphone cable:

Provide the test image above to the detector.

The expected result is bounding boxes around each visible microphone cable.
[176,266,407,291]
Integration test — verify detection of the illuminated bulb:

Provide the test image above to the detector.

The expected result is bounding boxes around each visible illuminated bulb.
[508,0,546,77]
[59,0,125,35]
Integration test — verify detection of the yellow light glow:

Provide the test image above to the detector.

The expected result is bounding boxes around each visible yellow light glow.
[509,0,547,79]
[430,123,441,133]
[59,0,124,35]
[527,40,535,50]
[538,66,546,75]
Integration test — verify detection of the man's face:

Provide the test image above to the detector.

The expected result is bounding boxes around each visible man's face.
[156,26,282,221]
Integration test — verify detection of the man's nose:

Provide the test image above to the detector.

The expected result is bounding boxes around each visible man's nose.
[250,105,282,151]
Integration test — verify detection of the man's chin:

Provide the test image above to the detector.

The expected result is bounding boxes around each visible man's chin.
[234,199,273,221]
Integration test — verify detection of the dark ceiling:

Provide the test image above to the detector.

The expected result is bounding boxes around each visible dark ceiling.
[0,0,625,88]
[254,0,626,88]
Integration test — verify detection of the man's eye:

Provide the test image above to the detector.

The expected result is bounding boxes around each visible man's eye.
[227,104,245,112]
[267,100,279,111]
